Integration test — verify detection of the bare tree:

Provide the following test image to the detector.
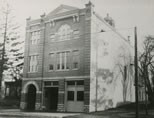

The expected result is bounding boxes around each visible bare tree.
[138,36,154,105]
[116,46,133,102]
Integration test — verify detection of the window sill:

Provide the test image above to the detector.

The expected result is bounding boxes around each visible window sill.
[72,68,79,70]
[56,69,70,72]
[28,71,38,73]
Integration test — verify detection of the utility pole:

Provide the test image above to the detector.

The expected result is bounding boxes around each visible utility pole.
[134,26,139,118]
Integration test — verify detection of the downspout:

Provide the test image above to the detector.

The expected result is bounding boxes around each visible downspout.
[40,15,46,110]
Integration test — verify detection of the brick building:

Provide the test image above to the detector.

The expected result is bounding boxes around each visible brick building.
[20,2,135,112]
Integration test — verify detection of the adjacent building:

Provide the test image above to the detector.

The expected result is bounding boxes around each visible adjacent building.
[20,2,135,112]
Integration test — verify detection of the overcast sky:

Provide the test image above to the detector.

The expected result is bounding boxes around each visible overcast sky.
[1,0,154,48]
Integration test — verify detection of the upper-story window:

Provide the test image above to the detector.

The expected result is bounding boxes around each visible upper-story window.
[50,24,80,42]
[49,53,55,71]
[56,51,70,70]
[29,55,39,72]
[31,30,41,45]
[72,50,79,69]
[57,24,72,41]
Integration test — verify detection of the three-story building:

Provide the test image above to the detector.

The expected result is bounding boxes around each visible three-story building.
[20,2,135,112]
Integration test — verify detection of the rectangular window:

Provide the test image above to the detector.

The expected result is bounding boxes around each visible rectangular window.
[57,53,61,70]
[67,91,74,101]
[67,81,75,86]
[77,91,84,101]
[72,50,79,69]
[44,81,52,86]
[76,80,84,85]
[61,52,65,69]
[31,30,40,45]
[53,81,59,86]
[29,55,39,72]
[49,53,55,70]
[56,51,70,70]
[66,52,70,69]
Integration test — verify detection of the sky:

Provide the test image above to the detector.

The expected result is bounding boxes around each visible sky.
[0,0,154,49]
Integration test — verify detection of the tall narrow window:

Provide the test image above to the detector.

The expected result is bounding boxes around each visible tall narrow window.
[29,55,39,72]
[56,51,70,70]
[72,50,79,69]
[31,30,40,45]
[57,53,61,70]
[66,52,70,69]
[49,53,55,70]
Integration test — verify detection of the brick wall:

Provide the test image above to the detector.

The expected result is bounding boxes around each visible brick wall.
[57,79,65,112]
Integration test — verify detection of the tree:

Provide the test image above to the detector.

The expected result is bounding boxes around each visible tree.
[116,47,134,102]
[138,36,154,105]
[0,3,24,98]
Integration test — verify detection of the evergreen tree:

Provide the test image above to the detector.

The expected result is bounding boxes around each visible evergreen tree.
[0,2,24,98]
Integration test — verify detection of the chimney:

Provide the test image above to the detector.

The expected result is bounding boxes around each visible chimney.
[40,13,46,22]
[104,13,115,27]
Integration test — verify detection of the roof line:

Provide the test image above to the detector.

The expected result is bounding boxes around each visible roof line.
[94,12,133,48]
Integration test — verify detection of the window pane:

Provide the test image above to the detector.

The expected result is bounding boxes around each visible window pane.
[57,53,60,70]
[44,81,51,86]
[67,81,75,86]
[76,80,84,85]
[61,52,65,69]
[49,53,54,70]
[77,91,84,101]
[53,81,59,86]
[66,52,70,69]
[67,91,74,101]
[49,64,54,70]
[72,50,79,69]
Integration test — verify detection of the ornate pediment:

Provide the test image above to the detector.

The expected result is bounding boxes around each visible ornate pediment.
[47,4,78,16]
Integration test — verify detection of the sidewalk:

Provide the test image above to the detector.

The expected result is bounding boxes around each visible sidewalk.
[0,109,79,118]
[0,108,154,118]
[64,109,154,118]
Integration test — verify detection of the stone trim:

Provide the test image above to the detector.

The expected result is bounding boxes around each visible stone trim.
[22,81,39,93]
[84,105,89,112]
[22,76,90,80]
[57,104,65,112]
[58,91,65,94]
[35,102,41,110]
[20,102,27,110]
[45,13,79,23]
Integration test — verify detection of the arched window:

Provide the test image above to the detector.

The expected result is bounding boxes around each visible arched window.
[57,24,72,41]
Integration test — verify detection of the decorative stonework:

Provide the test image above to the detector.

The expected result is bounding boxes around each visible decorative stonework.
[20,102,27,110]
[57,104,65,112]
[73,15,79,22]
[35,102,42,110]
[50,20,55,27]
[84,105,89,112]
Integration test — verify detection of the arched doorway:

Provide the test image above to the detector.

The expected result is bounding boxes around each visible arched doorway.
[26,84,36,110]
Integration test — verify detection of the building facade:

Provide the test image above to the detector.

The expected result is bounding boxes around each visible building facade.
[20,2,135,112]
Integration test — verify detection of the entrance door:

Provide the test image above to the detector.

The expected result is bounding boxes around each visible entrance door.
[45,87,58,111]
[66,81,84,112]
[27,84,36,110]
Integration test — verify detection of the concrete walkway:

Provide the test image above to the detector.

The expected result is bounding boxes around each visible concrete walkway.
[0,109,154,118]
[0,109,79,118]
